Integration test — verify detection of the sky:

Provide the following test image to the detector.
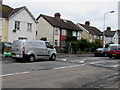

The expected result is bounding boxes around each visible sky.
[3,0,120,31]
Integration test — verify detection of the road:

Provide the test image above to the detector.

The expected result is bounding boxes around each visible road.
[1,54,120,88]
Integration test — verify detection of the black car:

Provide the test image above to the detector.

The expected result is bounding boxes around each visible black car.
[94,48,108,57]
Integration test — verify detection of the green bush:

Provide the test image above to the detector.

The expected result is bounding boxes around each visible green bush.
[64,38,103,54]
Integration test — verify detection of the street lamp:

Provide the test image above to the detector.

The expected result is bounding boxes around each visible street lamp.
[103,11,115,48]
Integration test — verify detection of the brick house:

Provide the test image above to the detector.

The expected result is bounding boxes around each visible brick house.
[36,13,82,48]
[77,21,103,43]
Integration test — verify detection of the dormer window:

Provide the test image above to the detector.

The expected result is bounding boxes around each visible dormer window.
[15,21,20,30]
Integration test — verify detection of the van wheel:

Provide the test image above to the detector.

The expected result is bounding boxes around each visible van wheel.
[29,55,35,62]
[50,54,56,61]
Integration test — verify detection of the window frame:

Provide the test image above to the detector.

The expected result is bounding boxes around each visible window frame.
[77,31,80,37]
[54,27,59,35]
[62,29,66,36]
[27,23,32,31]
[15,21,20,30]
[72,31,77,37]
[54,40,58,46]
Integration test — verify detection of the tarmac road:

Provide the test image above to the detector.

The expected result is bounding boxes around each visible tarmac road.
[1,54,120,88]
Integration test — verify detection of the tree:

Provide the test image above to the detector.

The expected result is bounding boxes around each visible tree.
[79,38,90,51]
[65,36,79,54]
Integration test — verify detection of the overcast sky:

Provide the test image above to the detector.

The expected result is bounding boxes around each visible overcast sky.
[3,0,120,31]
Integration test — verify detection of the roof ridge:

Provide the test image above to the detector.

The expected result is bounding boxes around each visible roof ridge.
[37,14,82,31]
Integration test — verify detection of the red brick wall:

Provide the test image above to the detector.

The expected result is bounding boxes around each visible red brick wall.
[59,29,67,48]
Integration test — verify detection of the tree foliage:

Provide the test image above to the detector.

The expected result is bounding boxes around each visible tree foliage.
[65,38,103,53]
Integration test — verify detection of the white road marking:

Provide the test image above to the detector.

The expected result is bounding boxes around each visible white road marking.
[1,71,30,77]
[53,64,85,70]
[61,59,67,61]
[1,64,85,77]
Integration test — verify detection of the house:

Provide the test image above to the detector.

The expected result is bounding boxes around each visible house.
[77,21,103,43]
[112,29,120,44]
[36,13,82,48]
[0,4,36,43]
[104,27,116,45]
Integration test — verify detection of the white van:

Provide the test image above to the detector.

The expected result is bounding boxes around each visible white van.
[12,40,56,62]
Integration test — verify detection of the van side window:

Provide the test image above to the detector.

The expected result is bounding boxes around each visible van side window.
[45,42,53,49]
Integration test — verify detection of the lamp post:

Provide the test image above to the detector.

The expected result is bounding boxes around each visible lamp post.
[103,11,115,48]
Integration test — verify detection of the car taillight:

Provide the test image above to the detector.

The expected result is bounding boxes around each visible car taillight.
[22,47,25,54]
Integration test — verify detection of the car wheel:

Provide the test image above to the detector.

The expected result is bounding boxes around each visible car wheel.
[50,54,56,61]
[29,55,35,62]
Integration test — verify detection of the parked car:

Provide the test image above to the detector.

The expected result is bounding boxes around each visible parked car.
[0,42,12,57]
[108,44,120,58]
[12,40,57,62]
[0,42,2,54]
[94,48,108,57]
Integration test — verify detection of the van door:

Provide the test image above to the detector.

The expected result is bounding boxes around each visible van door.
[12,41,24,58]
[44,42,54,57]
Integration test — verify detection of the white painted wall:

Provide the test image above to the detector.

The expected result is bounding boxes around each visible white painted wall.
[8,8,36,43]
[113,31,118,44]
[105,37,113,44]
[36,17,54,45]
[118,1,120,29]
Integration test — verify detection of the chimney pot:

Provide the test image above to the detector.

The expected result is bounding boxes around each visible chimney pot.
[54,13,61,19]
[85,21,90,26]
[107,27,111,31]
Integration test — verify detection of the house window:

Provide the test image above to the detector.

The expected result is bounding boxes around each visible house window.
[62,29,66,35]
[54,40,58,46]
[27,23,32,31]
[100,36,103,40]
[54,27,59,35]
[36,31,37,36]
[73,31,77,37]
[94,35,96,39]
[18,37,27,40]
[15,21,20,30]
[77,31,80,37]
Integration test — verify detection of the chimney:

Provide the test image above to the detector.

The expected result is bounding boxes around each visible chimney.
[107,27,111,31]
[54,13,61,19]
[85,21,90,26]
